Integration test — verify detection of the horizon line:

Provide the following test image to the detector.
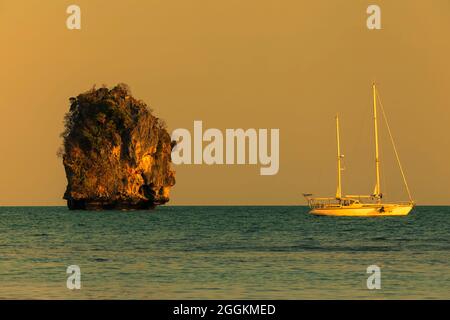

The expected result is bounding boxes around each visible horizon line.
[0,204,448,207]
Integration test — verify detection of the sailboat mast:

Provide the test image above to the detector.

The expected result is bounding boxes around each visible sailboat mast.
[336,115,342,199]
[372,83,381,202]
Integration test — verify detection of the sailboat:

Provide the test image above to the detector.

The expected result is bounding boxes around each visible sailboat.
[303,83,414,217]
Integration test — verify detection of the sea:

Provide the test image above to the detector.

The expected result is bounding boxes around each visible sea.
[0,206,448,299]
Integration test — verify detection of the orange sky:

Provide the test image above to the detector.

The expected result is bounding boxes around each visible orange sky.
[0,0,449,205]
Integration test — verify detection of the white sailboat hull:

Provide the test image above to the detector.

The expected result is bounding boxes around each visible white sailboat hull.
[310,204,413,217]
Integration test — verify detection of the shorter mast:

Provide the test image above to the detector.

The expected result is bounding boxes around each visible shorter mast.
[372,83,381,202]
[335,115,342,199]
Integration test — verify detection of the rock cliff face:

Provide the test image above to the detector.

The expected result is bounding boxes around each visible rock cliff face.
[60,84,176,210]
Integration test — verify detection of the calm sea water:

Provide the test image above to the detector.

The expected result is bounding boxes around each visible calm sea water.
[0,206,448,299]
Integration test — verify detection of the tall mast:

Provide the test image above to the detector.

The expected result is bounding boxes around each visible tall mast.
[372,83,381,202]
[336,115,342,199]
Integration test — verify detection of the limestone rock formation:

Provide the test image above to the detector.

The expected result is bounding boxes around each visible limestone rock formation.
[60,84,176,210]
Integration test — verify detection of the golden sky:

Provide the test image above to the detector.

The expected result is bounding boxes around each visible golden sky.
[0,0,449,205]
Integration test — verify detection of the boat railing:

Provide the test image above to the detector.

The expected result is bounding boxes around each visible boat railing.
[305,197,340,209]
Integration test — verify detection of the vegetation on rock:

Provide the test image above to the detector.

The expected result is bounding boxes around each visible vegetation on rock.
[60,83,176,210]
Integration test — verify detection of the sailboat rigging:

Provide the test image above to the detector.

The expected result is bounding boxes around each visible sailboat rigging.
[303,83,414,217]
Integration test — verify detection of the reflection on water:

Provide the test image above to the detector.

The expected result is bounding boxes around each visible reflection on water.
[0,206,448,299]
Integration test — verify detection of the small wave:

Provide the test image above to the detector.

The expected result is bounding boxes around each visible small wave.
[371,236,388,241]
[92,258,110,262]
